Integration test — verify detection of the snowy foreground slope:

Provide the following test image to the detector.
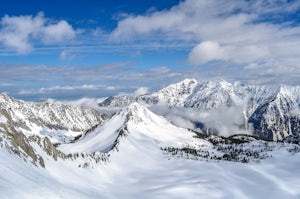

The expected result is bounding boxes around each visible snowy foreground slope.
[1,139,300,199]
[99,79,300,141]
[0,98,300,199]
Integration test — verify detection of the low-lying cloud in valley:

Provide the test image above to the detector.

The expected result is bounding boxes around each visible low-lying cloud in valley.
[150,105,253,137]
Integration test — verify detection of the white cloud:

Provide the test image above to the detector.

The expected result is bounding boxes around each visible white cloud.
[150,105,253,137]
[1,64,185,100]
[59,50,68,61]
[41,20,75,44]
[0,83,14,87]
[0,64,181,85]
[47,97,107,110]
[18,84,104,95]
[149,66,170,74]
[134,87,149,95]
[106,86,116,91]
[59,50,75,61]
[188,41,269,65]
[110,0,300,70]
[188,41,224,65]
[0,12,75,54]
[197,106,253,136]
[110,0,254,42]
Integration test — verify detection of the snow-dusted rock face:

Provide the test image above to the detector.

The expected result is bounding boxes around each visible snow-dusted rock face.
[0,93,109,167]
[99,79,300,141]
[0,93,107,143]
[99,78,198,108]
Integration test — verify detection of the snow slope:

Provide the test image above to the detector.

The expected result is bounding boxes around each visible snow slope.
[59,102,206,153]
[1,103,300,198]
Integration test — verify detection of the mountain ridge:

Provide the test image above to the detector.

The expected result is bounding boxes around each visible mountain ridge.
[99,79,300,141]
[0,92,107,143]
[0,94,300,198]
[59,102,204,154]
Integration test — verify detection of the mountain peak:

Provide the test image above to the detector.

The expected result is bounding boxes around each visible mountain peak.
[202,79,232,88]
[60,102,200,154]
[127,102,142,109]
[0,92,15,102]
[278,85,290,95]
[219,79,232,87]
[0,92,9,97]
[123,102,146,114]
[125,102,147,115]
[161,78,198,90]
[180,78,198,85]
[171,78,198,89]
[122,102,152,124]
[152,78,198,105]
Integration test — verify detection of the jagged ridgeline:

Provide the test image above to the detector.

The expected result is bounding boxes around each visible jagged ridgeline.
[0,93,108,167]
[0,91,299,173]
[99,79,300,141]
[1,79,300,169]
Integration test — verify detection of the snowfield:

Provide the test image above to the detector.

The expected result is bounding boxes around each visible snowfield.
[1,136,300,199]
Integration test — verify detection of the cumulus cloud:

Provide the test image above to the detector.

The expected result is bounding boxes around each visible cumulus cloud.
[110,0,300,73]
[188,41,269,65]
[110,0,255,42]
[0,12,75,54]
[41,20,75,44]
[188,41,224,65]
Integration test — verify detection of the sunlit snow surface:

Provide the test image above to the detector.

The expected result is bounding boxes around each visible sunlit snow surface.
[0,103,300,199]
[1,138,300,198]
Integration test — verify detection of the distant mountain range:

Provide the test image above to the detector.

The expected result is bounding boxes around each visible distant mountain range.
[99,78,300,141]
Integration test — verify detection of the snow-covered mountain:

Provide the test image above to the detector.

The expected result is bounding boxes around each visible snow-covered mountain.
[0,93,108,167]
[0,90,299,199]
[59,102,205,154]
[1,100,300,199]
[60,102,292,163]
[99,79,300,141]
[0,93,107,143]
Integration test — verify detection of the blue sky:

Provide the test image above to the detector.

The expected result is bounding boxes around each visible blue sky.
[1,0,300,100]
